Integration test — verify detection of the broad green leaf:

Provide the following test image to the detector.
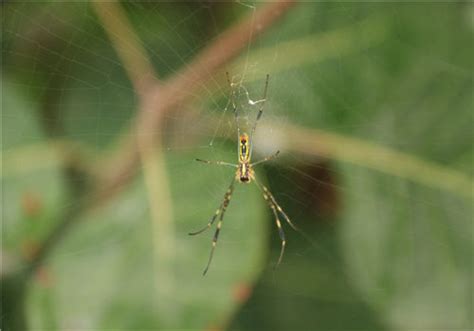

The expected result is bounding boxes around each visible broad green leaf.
[338,50,472,328]
[27,145,267,329]
[340,167,472,329]
[2,82,65,251]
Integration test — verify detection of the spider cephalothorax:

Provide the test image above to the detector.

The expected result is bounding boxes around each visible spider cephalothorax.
[192,73,298,275]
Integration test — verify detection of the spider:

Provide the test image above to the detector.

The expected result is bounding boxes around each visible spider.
[190,73,299,275]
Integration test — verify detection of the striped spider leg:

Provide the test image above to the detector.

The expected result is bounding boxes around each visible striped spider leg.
[252,177,300,266]
[189,178,236,275]
[191,74,297,274]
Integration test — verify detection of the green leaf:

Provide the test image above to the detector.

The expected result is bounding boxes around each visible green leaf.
[340,168,472,328]
[27,145,267,329]
[338,50,473,327]
[2,82,65,251]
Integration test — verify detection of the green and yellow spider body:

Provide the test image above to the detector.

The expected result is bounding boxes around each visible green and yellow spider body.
[237,133,254,183]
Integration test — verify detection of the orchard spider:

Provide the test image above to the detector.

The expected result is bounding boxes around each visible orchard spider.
[191,73,298,275]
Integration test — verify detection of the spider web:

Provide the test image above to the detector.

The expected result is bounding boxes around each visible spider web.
[2,1,473,330]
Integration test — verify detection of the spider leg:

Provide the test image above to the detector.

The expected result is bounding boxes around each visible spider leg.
[189,179,235,236]
[256,74,269,122]
[268,199,286,268]
[251,150,280,167]
[195,158,237,168]
[200,179,235,275]
[253,177,300,232]
[264,185,300,232]
[225,71,241,153]
[252,177,298,267]
[188,205,222,236]
[226,71,233,89]
[249,74,269,157]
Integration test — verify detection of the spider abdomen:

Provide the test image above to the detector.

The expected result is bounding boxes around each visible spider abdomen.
[237,162,253,183]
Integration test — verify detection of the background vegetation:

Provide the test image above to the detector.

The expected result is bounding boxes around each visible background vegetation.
[2,1,473,330]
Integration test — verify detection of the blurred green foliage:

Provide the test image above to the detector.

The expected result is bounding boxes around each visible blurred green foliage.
[2,2,473,330]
